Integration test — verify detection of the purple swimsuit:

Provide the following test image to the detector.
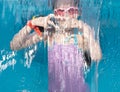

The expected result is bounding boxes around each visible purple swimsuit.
[48,43,89,92]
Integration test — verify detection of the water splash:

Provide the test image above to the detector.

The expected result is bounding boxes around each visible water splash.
[24,45,37,68]
[16,89,30,92]
[0,49,16,72]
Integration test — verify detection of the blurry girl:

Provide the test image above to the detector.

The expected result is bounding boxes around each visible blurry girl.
[10,0,102,92]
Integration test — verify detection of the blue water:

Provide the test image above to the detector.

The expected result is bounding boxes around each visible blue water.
[0,0,120,92]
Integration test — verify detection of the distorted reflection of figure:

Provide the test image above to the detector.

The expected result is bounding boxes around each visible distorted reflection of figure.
[10,0,102,92]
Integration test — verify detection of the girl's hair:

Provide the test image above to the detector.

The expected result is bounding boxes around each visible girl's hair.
[48,0,80,9]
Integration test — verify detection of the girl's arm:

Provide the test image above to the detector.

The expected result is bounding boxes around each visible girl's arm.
[10,14,55,50]
[10,16,47,50]
[10,26,43,50]
[82,23,102,61]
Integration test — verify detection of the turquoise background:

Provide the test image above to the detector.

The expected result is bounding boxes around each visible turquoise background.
[0,0,120,92]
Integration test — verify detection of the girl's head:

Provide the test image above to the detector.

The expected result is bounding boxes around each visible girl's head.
[49,0,81,18]
[53,0,80,9]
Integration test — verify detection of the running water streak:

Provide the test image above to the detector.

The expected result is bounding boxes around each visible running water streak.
[81,0,103,92]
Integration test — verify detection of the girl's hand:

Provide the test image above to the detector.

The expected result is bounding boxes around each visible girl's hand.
[44,14,56,28]
[30,14,58,29]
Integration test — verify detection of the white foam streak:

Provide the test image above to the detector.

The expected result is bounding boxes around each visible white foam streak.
[24,45,37,68]
[0,50,16,72]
